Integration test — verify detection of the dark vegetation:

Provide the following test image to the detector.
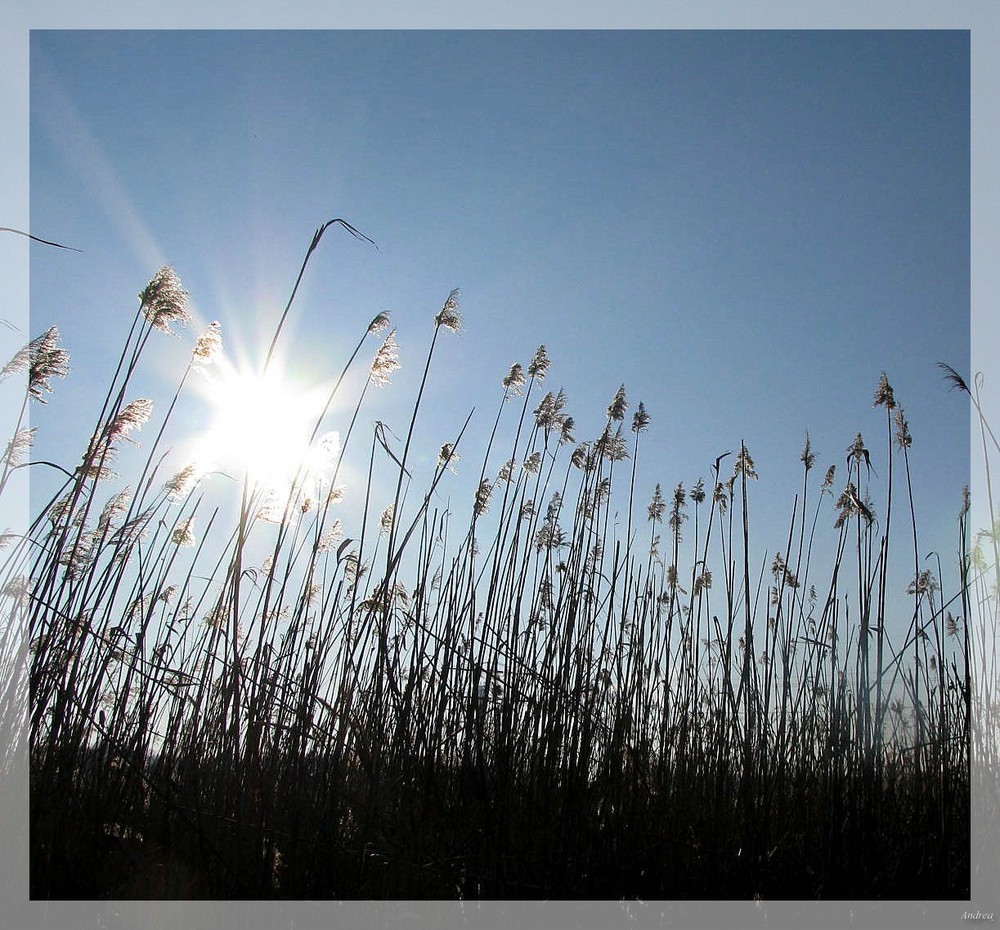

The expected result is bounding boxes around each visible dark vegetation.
[2,223,980,899]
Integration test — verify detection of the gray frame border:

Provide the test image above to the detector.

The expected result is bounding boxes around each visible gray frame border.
[2,4,995,929]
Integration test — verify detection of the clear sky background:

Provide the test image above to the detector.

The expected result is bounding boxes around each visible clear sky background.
[27,29,969,626]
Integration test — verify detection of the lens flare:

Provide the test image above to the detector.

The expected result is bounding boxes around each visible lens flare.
[192,362,335,493]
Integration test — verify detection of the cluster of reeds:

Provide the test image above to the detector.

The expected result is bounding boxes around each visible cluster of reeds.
[2,224,980,899]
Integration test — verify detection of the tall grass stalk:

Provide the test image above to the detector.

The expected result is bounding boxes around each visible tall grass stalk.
[7,238,980,900]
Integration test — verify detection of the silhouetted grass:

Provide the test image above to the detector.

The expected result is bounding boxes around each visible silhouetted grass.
[3,224,978,899]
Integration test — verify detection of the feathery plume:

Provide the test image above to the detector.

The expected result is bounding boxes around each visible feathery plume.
[734,445,757,479]
[607,384,628,422]
[503,362,525,395]
[437,442,459,472]
[691,478,706,505]
[647,483,666,523]
[938,362,969,394]
[140,266,190,335]
[25,326,70,403]
[171,517,196,548]
[894,406,912,449]
[801,433,815,471]
[98,486,132,532]
[631,401,650,433]
[527,345,550,380]
[367,311,391,335]
[3,427,35,469]
[371,330,400,387]
[873,371,896,409]
[108,398,153,444]
[0,342,30,382]
[192,321,223,368]
[164,463,201,501]
[434,288,462,332]
[474,478,493,517]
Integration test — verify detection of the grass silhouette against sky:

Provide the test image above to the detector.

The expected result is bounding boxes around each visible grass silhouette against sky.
[27,30,969,613]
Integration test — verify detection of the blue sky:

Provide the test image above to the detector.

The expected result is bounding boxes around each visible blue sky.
[26,29,970,616]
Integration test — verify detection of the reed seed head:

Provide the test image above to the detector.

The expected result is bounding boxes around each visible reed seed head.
[171,517,196,547]
[4,427,35,469]
[894,406,912,449]
[367,311,391,335]
[192,321,223,368]
[434,289,462,332]
[801,433,815,471]
[607,384,628,422]
[25,326,70,403]
[527,345,550,380]
[0,343,30,382]
[140,266,191,335]
[873,372,896,409]
[108,398,153,444]
[734,444,757,479]
[691,477,706,504]
[371,330,401,387]
[647,483,666,523]
[503,362,526,395]
[631,401,650,433]
[164,463,201,501]
[98,486,132,531]
[474,478,493,517]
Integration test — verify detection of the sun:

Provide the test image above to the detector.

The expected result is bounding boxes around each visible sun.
[191,361,337,492]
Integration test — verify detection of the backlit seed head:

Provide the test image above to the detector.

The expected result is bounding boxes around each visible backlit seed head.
[734,445,757,479]
[98,486,132,531]
[631,401,650,433]
[438,443,459,472]
[596,426,629,462]
[434,289,462,332]
[847,432,866,464]
[873,371,896,409]
[371,330,401,387]
[691,478,706,505]
[3,427,35,469]
[503,362,526,395]
[527,345,550,380]
[317,520,343,552]
[945,612,959,637]
[0,343,30,382]
[367,311,391,335]
[474,478,493,517]
[894,406,912,449]
[801,433,816,471]
[165,463,201,501]
[24,326,70,403]
[607,385,628,422]
[647,483,666,523]
[192,321,223,368]
[140,266,191,335]
[171,517,196,547]
[108,398,153,444]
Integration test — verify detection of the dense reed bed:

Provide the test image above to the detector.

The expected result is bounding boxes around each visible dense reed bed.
[3,224,980,899]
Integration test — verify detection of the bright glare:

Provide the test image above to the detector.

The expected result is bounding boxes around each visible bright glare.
[193,364,337,491]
